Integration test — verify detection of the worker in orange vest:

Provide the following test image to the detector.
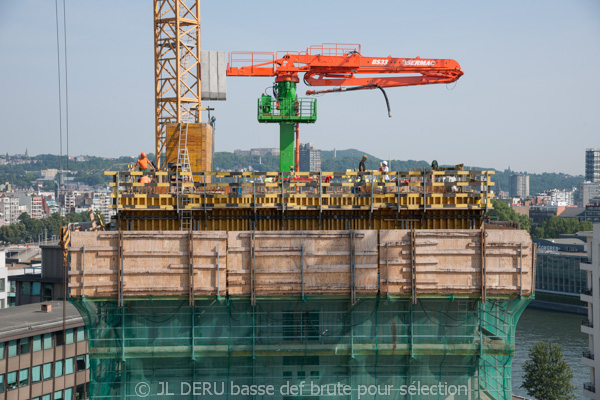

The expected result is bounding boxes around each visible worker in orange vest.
[140,175,152,184]
[136,152,154,172]
[138,174,152,194]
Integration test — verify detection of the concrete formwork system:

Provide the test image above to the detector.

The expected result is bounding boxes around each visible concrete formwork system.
[68,229,533,301]
[66,167,535,399]
[67,227,533,400]
[108,169,494,231]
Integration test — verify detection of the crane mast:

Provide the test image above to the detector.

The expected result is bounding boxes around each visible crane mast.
[154,0,201,170]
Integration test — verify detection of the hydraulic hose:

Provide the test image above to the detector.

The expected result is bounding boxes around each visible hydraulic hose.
[306,84,392,118]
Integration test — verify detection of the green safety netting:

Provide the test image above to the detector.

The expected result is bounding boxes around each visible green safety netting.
[72,297,529,400]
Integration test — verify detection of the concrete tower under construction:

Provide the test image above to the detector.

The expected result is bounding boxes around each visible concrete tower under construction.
[65,167,534,400]
[62,2,534,399]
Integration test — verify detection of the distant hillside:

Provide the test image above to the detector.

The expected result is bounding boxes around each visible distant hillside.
[214,149,584,194]
[1,151,584,195]
[491,170,582,196]
[0,154,136,188]
[321,151,430,171]
[213,152,279,172]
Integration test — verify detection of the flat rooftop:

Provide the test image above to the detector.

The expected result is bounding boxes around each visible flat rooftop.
[0,301,83,341]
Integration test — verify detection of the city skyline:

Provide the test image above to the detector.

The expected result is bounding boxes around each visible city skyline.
[0,1,599,175]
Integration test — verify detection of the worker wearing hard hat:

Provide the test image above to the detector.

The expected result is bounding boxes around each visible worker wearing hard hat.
[358,155,367,173]
[354,154,367,187]
[136,152,154,172]
[380,160,390,182]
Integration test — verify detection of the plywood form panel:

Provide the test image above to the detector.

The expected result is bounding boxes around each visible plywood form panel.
[165,123,213,178]
[379,229,533,297]
[69,229,532,299]
[69,231,227,298]
[226,231,378,297]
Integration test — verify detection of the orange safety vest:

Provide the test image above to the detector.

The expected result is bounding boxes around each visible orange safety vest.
[138,156,149,169]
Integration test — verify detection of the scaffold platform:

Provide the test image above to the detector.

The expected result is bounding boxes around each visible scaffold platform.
[106,169,494,231]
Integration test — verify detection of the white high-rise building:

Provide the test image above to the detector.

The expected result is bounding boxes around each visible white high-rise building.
[582,223,600,398]
[92,191,114,223]
[0,196,21,226]
[548,189,576,206]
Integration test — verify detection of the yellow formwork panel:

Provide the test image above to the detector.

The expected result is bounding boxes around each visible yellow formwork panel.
[109,169,493,231]
[113,192,490,210]
[116,208,483,232]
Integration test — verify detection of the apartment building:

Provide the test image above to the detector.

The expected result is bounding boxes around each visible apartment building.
[0,302,90,400]
[586,148,600,183]
[585,204,600,223]
[580,182,600,207]
[534,237,587,313]
[0,252,6,309]
[0,197,20,227]
[299,142,321,172]
[548,189,576,206]
[90,192,113,223]
[9,246,64,307]
[12,194,45,220]
[509,174,529,198]
[581,223,600,399]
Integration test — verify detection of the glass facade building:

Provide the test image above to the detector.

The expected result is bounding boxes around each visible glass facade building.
[536,252,587,295]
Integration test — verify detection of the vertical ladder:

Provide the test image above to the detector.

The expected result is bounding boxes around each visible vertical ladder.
[178,197,193,231]
[177,122,194,189]
[177,36,195,231]
[176,123,194,231]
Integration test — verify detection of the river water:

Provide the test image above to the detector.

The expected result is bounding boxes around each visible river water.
[512,306,589,399]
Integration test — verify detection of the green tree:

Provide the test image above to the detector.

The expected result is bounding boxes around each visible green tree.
[487,199,531,232]
[0,211,91,244]
[521,342,575,400]
[531,216,592,239]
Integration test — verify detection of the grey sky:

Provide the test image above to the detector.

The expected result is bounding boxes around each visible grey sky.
[0,1,598,175]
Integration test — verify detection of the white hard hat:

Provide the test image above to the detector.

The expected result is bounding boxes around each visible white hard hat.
[383,161,388,165]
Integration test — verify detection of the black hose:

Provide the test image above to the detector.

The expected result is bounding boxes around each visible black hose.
[343,84,392,118]
[376,85,392,118]
[305,83,392,117]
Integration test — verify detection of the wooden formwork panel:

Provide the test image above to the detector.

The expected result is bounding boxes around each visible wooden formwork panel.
[166,123,213,178]
[68,228,533,300]
[379,229,534,298]
[227,231,378,297]
[69,231,227,298]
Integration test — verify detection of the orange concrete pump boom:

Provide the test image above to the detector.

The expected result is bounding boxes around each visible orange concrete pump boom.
[227,43,464,93]
[226,43,463,169]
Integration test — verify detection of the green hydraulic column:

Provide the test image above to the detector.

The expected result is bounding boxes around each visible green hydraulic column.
[276,80,297,173]
[256,80,317,173]
[280,123,295,173]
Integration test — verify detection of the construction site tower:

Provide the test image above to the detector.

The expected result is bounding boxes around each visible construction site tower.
[154,0,201,169]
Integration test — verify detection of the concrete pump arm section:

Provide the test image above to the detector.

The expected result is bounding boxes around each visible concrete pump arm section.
[227,43,464,91]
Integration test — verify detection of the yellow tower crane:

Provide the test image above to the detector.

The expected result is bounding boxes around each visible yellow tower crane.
[154,0,213,177]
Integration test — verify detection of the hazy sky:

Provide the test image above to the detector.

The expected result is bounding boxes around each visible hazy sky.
[0,1,598,175]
